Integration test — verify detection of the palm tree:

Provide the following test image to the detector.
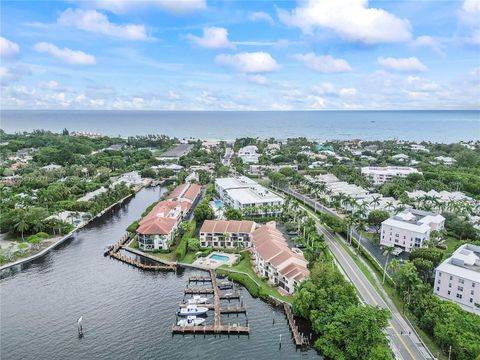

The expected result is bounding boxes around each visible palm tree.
[383,246,395,284]
[14,211,30,241]
[370,195,381,210]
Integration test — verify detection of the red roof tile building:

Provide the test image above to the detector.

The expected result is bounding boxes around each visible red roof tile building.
[137,183,201,251]
[199,220,256,248]
[251,222,309,294]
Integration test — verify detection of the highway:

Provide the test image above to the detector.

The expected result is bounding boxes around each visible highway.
[277,186,435,360]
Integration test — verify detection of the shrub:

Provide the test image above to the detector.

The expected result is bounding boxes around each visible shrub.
[126,220,139,233]
[35,232,50,239]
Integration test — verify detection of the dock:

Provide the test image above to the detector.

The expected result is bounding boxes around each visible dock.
[173,270,249,336]
[188,275,212,282]
[283,303,304,347]
[184,288,214,294]
[109,233,175,271]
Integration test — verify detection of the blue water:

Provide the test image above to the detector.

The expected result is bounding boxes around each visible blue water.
[214,200,224,209]
[209,254,230,262]
[1,110,479,142]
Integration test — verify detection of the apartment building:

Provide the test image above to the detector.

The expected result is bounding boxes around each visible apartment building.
[251,223,309,294]
[361,166,421,185]
[215,176,284,216]
[137,183,201,251]
[434,244,480,315]
[199,220,256,248]
[238,145,260,164]
[380,209,445,252]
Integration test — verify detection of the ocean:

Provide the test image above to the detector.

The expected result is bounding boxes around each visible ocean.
[1,110,479,142]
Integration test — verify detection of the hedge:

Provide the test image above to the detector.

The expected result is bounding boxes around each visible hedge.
[126,220,139,233]
[225,272,269,300]
[176,220,196,261]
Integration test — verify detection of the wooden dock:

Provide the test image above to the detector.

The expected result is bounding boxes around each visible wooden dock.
[109,233,175,271]
[283,303,303,347]
[219,292,240,300]
[171,324,249,335]
[184,288,214,294]
[173,270,249,336]
[188,276,212,282]
[110,251,175,271]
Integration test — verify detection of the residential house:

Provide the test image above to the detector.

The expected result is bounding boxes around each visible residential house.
[199,220,256,248]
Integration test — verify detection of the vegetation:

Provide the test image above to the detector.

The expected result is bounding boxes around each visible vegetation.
[175,220,196,261]
[294,263,393,360]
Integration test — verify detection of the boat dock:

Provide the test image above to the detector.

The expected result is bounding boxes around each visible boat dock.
[188,275,212,282]
[173,270,250,335]
[109,233,175,272]
[283,303,304,347]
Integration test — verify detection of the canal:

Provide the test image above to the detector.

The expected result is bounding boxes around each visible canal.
[0,186,320,360]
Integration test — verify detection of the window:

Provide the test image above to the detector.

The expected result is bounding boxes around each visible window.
[436,287,440,292]
[458,286,463,291]
[438,272,442,277]
[470,298,473,303]
[437,280,441,284]
[473,283,475,288]
[456,294,463,299]
[449,283,452,288]
[459,279,464,284]
[471,290,474,295]
[447,290,451,295]
[450,275,453,281]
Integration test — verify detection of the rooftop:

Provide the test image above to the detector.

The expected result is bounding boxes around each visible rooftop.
[436,244,480,283]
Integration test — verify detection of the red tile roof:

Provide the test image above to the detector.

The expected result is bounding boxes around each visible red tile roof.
[137,217,177,235]
[200,220,256,234]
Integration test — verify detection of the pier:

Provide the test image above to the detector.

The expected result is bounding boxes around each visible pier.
[173,270,250,335]
[283,303,304,347]
[109,233,175,272]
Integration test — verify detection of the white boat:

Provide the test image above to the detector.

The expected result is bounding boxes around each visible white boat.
[177,304,209,316]
[177,316,206,327]
[186,295,209,305]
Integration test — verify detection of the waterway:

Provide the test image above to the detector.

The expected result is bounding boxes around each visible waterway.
[0,186,319,360]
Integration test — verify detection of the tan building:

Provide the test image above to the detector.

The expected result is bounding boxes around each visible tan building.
[199,220,256,248]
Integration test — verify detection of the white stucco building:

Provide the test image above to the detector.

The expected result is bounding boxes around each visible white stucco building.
[238,145,260,164]
[380,210,445,252]
[434,244,480,315]
[215,176,284,216]
[361,166,421,185]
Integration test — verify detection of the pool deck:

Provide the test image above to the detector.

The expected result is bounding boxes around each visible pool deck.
[192,251,239,269]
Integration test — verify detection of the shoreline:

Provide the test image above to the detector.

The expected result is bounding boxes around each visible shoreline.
[0,190,138,272]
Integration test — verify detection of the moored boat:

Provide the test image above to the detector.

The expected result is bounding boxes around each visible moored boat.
[177,316,206,327]
[103,245,114,256]
[177,304,209,316]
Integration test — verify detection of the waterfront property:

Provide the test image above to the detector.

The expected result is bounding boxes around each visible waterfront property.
[137,183,201,251]
[380,209,445,252]
[215,176,284,216]
[433,244,480,315]
[199,220,256,248]
[361,166,421,185]
[250,222,309,295]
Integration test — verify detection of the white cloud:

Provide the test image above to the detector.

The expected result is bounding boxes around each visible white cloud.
[294,53,352,73]
[378,57,427,72]
[460,0,480,26]
[339,87,357,97]
[0,37,20,58]
[87,0,206,14]
[33,42,96,65]
[215,52,280,73]
[278,0,412,44]
[471,67,480,77]
[241,74,269,85]
[58,8,148,41]
[187,27,233,49]
[249,11,274,25]
[411,36,444,54]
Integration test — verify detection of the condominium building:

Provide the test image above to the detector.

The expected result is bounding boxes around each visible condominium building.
[238,145,260,164]
[251,223,309,294]
[199,220,256,248]
[433,244,480,315]
[380,209,445,252]
[361,166,421,185]
[137,183,201,251]
[215,176,284,216]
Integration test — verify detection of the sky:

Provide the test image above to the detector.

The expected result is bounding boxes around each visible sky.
[0,0,479,110]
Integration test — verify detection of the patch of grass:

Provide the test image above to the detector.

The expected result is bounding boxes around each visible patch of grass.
[221,251,292,303]
[128,238,138,249]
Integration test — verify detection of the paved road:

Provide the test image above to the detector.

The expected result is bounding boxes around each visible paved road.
[276,186,435,360]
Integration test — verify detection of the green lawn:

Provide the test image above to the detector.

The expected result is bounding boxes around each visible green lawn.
[221,251,292,303]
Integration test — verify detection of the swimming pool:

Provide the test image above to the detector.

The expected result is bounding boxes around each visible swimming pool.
[213,200,224,209]
[209,254,229,262]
